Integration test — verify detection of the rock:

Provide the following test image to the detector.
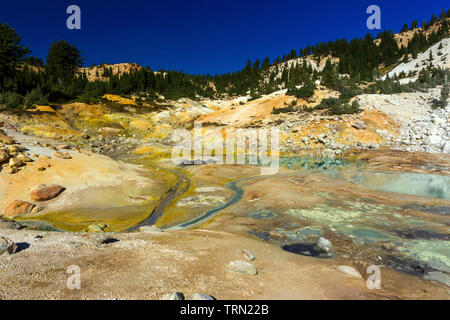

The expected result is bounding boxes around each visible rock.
[8,145,22,154]
[3,200,36,218]
[37,166,46,171]
[16,154,32,162]
[161,292,185,300]
[428,135,442,145]
[0,236,17,255]
[189,293,215,300]
[368,143,379,150]
[92,235,119,246]
[337,265,362,279]
[0,135,15,145]
[241,249,255,261]
[4,166,18,174]
[314,237,332,253]
[225,260,258,275]
[381,242,396,251]
[8,158,22,168]
[0,149,9,163]
[352,121,366,130]
[442,142,450,154]
[53,151,72,159]
[86,223,107,232]
[30,184,65,201]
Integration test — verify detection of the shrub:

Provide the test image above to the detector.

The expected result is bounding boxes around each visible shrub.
[77,91,100,104]
[0,92,24,108]
[24,88,49,107]
[315,97,360,115]
[286,83,316,99]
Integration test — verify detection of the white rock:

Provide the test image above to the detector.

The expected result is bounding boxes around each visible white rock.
[337,265,363,279]
[314,237,332,253]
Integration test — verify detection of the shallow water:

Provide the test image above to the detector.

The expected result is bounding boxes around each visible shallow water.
[349,172,450,200]
[15,154,450,286]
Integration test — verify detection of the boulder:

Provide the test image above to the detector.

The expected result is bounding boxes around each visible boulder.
[314,237,332,253]
[0,236,17,255]
[8,158,22,168]
[3,200,36,218]
[337,265,362,279]
[442,142,450,154]
[0,135,15,145]
[161,292,185,300]
[53,151,72,159]
[16,154,32,162]
[352,121,366,130]
[241,249,255,261]
[0,149,9,163]
[30,184,65,201]
[225,260,258,275]
[189,293,215,300]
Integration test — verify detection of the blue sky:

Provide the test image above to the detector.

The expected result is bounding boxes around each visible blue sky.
[0,0,447,74]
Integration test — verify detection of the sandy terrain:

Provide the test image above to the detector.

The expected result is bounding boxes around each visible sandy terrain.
[0,226,447,300]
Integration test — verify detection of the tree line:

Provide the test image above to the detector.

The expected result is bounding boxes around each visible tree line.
[0,8,449,108]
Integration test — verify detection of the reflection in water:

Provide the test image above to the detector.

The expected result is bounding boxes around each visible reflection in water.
[350,172,450,200]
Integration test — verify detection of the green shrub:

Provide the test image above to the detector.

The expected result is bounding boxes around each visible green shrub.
[77,91,100,104]
[315,97,360,115]
[0,92,24,108]
[24,88,49,107]
[286,83,316,99]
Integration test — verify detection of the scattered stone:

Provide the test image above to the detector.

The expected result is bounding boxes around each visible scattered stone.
[5,166,18,174]
[53,151,72,159]
[161,292,185,300]
[381,242,396,251]
[241,249,255,261]
[189,293,215,300]
[0,236,17,255]
[8,158,22,168]
[225,260,258,275]
[337,265,362,279]
[37,166,46,171]
[3,200,36,218]
[0,135,15,145]
[314,237,332,253]
[0,150,9,163]
[442,142,450,154]
[352,121,367,130]
[0,219,21,230]
[16,154,32,162]
[30,184,65,201]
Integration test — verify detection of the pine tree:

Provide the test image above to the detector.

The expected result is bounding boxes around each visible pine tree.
[0,23,30,88]
[45,40,83,83]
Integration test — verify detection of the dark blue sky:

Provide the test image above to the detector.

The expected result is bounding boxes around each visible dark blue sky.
[0,0,447,74]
